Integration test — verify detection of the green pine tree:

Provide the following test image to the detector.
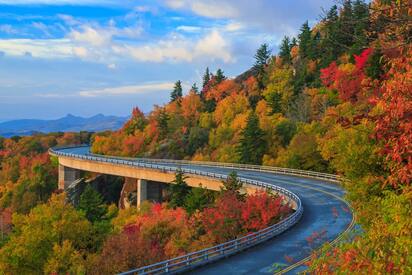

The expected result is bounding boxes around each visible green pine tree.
[184,184,215,215]
[350,0,370,56]
[298,21,314,59]
[337,0,355,49]
[168,169,190,208]
[191,83,199,94]
[320,5,340,67]
[202,67,210,88]
[156,109,169,140]
[279,36,291,64]
[220,171,245,200]
[215,69,226,84]
[254,43,271,88]
[170,80,183,102]
[237,112,267,165]
[78,185,108,223]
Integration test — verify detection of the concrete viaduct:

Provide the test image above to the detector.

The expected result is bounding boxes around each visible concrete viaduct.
[50,145,354,274]
[55,147,266,208]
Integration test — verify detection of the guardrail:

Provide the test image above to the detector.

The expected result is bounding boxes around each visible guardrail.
[89,154,341,183]
[49,144,341,183]
[49,146,304,274]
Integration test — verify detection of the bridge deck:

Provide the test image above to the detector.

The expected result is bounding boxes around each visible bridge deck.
[51,146,353,274]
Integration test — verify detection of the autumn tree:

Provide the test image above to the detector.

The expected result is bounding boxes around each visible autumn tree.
[122,107,147,135]
[263,64,294,114]
[0,194,92,274]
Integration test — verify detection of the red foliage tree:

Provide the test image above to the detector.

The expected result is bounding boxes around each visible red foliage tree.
[320,49,372,103]
[200,191,245,244]
[241,192,290,232]
[374,47,412,187]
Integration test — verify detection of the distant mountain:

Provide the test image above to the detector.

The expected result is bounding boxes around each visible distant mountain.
[0,114,128,137]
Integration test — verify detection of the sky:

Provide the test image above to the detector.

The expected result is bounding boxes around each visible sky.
[0,0,334,121]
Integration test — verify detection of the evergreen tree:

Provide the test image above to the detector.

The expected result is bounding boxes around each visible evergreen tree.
[312,31,321,59]
[204,99,217,113]
[215,69,226,84]
[266,92,283,114]
[254,43,271,88]
[350,0,370,56]
[320,5,340,67]
[290,37,298,47]
[279,36,291,64]
[237,112,267,165]
[184,184,215,215]
[221,171,245,200]
[78,185,108,223]
[156,109,169,140]
[337,0,355,49]
[254,43,271,69]
[298,21,313,59]
[168,169,190,208]
[170,80,183,102]
[191,83,199,94]
[202,67,210,88]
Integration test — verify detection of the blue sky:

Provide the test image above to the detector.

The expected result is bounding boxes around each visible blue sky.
[0,0,334,121]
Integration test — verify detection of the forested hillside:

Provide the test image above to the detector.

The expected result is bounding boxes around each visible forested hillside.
[91,0,412,273]
[0,0,410,273]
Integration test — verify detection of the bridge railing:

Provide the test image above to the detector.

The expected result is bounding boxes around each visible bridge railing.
[49,147,305,274]
[89,154,341,183]
[49,144,341,183]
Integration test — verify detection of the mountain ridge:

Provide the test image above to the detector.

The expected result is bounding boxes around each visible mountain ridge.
[0,114,128,137]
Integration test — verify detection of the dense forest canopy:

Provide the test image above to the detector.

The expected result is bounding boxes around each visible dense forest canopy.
[0,0,411,273]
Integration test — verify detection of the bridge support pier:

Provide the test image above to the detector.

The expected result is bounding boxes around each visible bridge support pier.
[58,164,81,190]
[137,179,147,207]
[119,178,166,209]
[119,178,149,209]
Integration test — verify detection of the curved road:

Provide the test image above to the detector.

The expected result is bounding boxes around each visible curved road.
[56,147,353,274]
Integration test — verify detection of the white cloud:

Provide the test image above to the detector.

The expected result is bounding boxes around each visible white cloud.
[123,29,233,63]
[69,26,110,46]
[73,46,88,58]
[78,82,174,97]
[194,30,233,62]
[68,23,143,48]
[165,0,237,18]
[163,0,332,34]
[190,1,238,18]
[0,39,73,58]
[224,22,243,32]
[176,25,202,33]
[0,20,233,64]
